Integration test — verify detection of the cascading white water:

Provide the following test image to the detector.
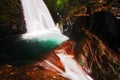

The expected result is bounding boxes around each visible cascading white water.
[21,0,67,40]
[39,50,93,80]
[21,0,59,33]
[21,0,68,46]
[57,52,93,80]
[21,0,93,80]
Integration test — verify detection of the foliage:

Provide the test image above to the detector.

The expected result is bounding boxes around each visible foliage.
[44,0,68,13]
[0,0,22,26]
[56,0,68,12]
[0,0,25,37]
[44,0,69,23]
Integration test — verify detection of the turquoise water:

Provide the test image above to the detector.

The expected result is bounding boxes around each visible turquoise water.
[3,33,68,66]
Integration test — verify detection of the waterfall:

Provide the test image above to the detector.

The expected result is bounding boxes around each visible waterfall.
[38,50,93,80]
[21,0,68,47]
[57,53,93,80]
[21,0,59,33]
[21,0,93,80]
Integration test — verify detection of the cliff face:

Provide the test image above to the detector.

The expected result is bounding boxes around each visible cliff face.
[73,29,120,80]
[90,11,120,53]
[34,29,120,80]
[1,29,120,80]
[67,12,120,79]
